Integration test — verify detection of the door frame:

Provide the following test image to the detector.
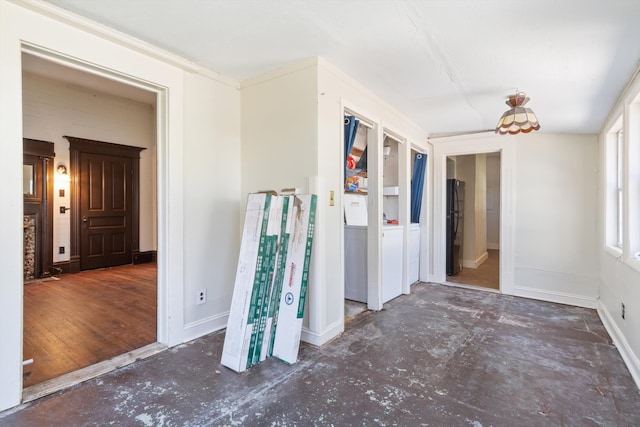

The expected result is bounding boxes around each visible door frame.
[65,136,144,273]
[429,132,515,295]
[1,15,187,409]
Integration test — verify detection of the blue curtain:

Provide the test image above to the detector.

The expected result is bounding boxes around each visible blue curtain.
[411,152,427,223]
[344,116,360,163]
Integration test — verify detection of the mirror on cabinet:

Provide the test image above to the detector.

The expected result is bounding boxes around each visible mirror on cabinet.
[23,164,35,196]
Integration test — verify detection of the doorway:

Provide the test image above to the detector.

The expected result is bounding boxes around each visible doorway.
[21,54,159,394]
[445,152,501,290]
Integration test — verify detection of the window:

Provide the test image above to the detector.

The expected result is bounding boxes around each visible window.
[629,98,640,265]
[603,75,640,271]
[605,117,623,253]
[616,129,624,248]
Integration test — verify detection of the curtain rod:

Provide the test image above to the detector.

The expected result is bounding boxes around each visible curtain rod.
[344,110,374,129]
[383,132,404,144]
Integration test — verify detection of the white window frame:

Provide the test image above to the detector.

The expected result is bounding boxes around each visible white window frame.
[616,129,624,248]
[628,95,640,271]
[604,116,623,257]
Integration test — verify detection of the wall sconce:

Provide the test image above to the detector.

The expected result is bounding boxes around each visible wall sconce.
[56,163,70,186]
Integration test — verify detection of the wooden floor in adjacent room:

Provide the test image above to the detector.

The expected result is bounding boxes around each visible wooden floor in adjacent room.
[447,249,500,290]
[23,263,157,388]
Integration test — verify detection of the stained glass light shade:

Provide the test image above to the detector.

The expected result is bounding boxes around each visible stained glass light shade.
[495,92,540,135]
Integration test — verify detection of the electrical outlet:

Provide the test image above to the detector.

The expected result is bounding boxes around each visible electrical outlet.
[621,302,626,320]
[59,246,65,254]
[197,289,206,305]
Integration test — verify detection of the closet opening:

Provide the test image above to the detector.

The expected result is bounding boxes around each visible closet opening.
[343,113,373,322]
[343,110,416,324]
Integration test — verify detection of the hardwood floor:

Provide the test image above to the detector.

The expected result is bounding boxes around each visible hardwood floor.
[23,263,157,388]
[447,249,500,290]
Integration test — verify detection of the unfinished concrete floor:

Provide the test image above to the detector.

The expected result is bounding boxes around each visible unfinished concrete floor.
[2,282,639,426]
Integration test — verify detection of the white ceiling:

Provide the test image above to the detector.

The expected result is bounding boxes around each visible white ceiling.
[39,0,640,136]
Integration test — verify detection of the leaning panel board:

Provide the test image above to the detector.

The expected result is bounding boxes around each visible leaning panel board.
[271,194,317,364]
[221,193,272,373]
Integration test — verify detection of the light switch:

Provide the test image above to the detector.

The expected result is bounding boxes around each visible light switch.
[329,190,335,206]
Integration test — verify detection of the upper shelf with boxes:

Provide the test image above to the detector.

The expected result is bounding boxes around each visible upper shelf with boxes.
[344,116,369,194]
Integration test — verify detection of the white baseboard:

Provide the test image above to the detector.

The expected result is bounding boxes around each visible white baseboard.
[301,319,344,346]
[598,302,640,389]
[487,243,500,250]
[512,286,599,309]
[184,311,344,349]
[462,251,488,269]
[183,311,229,342]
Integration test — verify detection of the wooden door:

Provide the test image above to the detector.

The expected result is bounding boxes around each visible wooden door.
[79,152,133,270]
[67,136,144,272]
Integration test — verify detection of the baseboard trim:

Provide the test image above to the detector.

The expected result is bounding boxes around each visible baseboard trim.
[184,312,344,349]
[598,302,640,389]
[487,243,500,250]
[301,319,344,347]
[51,261,71,275]
[512,286,598,309]
[133,250,156,264]
[462,251,488,269]
[183,311,229,342]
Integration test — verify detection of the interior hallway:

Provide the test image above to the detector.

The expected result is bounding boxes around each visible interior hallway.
[448,249,500,290]
[4,282,639,426]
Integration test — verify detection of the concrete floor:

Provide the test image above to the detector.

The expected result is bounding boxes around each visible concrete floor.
[2,282,640,426]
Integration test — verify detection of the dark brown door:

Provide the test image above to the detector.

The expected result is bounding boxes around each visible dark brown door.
[79,152,133,270]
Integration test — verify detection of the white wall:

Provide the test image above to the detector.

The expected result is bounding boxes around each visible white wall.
[431,132,598,308]
[486,154,501,249]
[453,154,488,269]
[22,73,156,261]
[317,58,430,341]
[597,66,640,386]
[182,72,241,336]
[240,62,318,196]
[240,58,430,345]
[474,154,487,264]
[514,133,598,304]
[456,155,477,267]
[0,0,242,412]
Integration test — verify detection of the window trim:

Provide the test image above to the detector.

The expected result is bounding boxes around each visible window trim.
[605,116,623,255]
[627,96,640,272]
[616,129,624,248]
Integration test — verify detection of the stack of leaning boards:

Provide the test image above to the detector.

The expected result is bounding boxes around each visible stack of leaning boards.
[221,192,317,372]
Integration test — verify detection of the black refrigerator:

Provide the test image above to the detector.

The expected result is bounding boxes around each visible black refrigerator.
[446,179,465,276]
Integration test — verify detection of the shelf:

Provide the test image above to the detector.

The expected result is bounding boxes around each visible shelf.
[383,186,399,196]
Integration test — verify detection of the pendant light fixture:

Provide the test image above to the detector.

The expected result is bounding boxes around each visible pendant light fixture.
[495,91,540,135]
